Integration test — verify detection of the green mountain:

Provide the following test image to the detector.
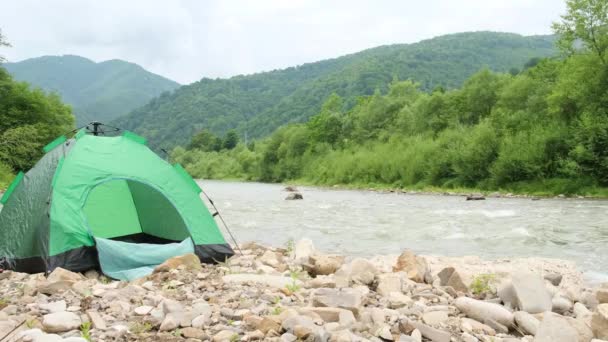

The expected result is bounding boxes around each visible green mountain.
[114,31,556,149]
[4,55,180,126]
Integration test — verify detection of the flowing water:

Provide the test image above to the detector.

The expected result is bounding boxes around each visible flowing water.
[199,180,608,283]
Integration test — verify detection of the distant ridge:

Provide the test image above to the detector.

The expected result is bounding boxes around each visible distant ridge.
[4,55,180,125]
[112,31,556,149]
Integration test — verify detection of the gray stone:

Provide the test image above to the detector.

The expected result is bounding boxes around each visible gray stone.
[511,273,553,314]
[393,250,429,283]
[285,192,303,200]
[159,313,179,331]
[294,239,315,263]
[573,302,592,319]
[403,320,451,342]
[565,316,593,342]
[593,304,608,340]
[42,311,81,333]
[598,289,608,304]
[455,297,514,327]
[446,269,472,293]
[375,272,405,296]
[313,288,363,314]
[281,332,298,342]
[86,310,107,330]
[422,311,448,326]
[534,312,578,342]
[305,254,345,276]
[437,267,455,286]
[134,305,154,315]
[338,310,356,327]
[460,318,496,335]
[544,273,563,286]
[514,311,540,336]
[347,258,378,285]
[552,296,573,314]
[181,327,206,339]
[38,300,66,314]
[162,299,184,314]
[484,318,509,334]
[388,291,412,309]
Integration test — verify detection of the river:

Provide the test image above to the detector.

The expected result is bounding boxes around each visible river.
[199,180,608,283]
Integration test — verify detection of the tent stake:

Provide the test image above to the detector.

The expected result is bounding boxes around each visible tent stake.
[200,188,243,256]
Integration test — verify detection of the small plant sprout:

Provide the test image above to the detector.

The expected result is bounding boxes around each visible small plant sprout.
[470,273,497,296]
[285,238,295,254]
[80,321,92,341]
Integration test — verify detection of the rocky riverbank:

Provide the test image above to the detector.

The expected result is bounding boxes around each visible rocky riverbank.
[1,239,607,342]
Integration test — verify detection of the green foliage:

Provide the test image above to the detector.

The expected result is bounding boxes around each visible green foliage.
[114,32,556,150]
[552,0,608,64]
[470,274,497,296]
[0,161,14,190]
[271,305,283,315]
[80,321,92,341]
[0,28,10,63]
[0,67,75,172]
[285,238,295,254]
[4,55,180,125]
[223,130,240,150]
[129,321,153,334]
[163,4,608,196]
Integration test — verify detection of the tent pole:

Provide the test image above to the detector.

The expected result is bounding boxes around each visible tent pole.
[200,188,243,256]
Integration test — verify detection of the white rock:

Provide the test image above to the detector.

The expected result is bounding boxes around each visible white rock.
[294,239,315,263]
[38,300,66,313]
[455,297,514,327]
[42,311,81,333]
[593,304,608,340]
[534,312,578,342]
[134,305,154,315]
[511,273,553,314]
[514,311,540,336]
[422,311,448,326]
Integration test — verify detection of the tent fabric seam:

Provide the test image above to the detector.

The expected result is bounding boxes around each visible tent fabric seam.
[0,171,24,204]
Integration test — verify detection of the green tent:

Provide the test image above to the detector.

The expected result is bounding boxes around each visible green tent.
[0,131,234,279]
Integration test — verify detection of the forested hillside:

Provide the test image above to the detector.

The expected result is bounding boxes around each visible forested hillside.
[173,0,608,196]
[115,32,556,149]
[5,55,179,125]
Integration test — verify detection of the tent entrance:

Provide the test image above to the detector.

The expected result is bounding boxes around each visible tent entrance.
[83,179,195,280]
[83,179,191,243]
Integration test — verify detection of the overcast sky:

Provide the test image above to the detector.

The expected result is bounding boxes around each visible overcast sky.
[0,0,565,84]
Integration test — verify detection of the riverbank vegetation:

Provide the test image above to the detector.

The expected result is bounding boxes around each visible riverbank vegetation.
[173,0,608,196]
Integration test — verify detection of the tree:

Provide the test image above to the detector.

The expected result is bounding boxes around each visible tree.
[0,28,10,63]
[223,130,239,150]
[553,0,608,64]
[188,129,221,151]
[0,69,74,171]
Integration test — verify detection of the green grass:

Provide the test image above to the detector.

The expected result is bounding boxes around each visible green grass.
[80,322,92,341]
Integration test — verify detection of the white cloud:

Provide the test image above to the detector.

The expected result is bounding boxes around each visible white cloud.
[0,0,565,84]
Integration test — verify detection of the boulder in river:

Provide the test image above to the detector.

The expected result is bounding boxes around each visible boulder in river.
[285,192,303,200]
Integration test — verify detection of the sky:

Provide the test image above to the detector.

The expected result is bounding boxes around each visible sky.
[0,0,566,84]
